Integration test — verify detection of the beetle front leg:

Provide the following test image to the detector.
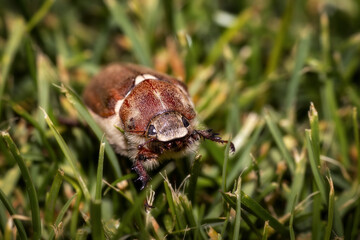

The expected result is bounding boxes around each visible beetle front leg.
[133,148,159,190]
[195,129,235,153]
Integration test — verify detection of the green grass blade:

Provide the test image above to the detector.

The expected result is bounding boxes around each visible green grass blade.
[10,102,57,163]
[188,154,202,202]
[264,111,295,174]
[0,188,27,240]
[90,200,105,240]
[324,80,350,167]
[41,108,91,201]
[305,130,327,204]
[164,179,182,231]
[289,195,297,240]
[309,103,320,165]
[353,108,360,183]
[221,141,231,193]
[285,150,306,213]
[351,197,360,239]
[0,18,26,118]
[285,30,311,112]
[44,169,64,225]
[37,54,56,129]
[95,136,105,201]
[0,132,41,239]
[265,0,294,76]
[25,0,55,32]
[324,175,334,240]
[25,38,37,83]
[104,0,152,66]
[261,221,269,240]
[312,183,322,240]
[227,122,264,189]
[205,8,252,66]
[59,84,122,178]
[112,163,175,238]
[233,177,242,240]
[221,191,287,234]
[70,191,82,239]
[49,193,78,240]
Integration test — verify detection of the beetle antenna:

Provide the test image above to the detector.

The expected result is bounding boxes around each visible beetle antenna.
[137,137,156,150]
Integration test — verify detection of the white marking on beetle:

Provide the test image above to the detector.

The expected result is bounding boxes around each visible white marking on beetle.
[88,99,127,155]
[134,74,157,86]
[154,90,167,109]
[134,75,146,85]
[142,74,158,80]
[114,99,123,115]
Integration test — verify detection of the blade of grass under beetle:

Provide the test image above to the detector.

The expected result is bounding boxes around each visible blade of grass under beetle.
[0,132,41,240]
[41,108,91,201]
[49,194,78,240]
[0,189,27,240]
[59,84,122,178]
[95,136,105,201]
[90,200,105,240]
[0,18,26,118]
[112,163,175,239]
[164,179,183,232]
[305,130,327,204]
[44,169,64,225]
[188,154,202,202]
[221,191,287,234]
[104,0,152,67]
[264,110,295,174]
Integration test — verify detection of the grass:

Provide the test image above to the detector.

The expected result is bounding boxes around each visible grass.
[1,0,360,239]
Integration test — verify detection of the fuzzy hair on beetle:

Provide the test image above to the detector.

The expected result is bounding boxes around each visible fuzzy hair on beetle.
[83,63,235,189]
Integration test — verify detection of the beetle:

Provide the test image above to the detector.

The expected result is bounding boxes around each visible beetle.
[83,63,234,189]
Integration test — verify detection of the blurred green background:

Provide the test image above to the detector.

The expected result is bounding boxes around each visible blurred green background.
[1,0,360,239]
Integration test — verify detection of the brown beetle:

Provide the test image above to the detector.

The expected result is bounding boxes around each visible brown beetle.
[83,63,234,189]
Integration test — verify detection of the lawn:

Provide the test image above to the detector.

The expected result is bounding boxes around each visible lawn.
[1,0,360,239]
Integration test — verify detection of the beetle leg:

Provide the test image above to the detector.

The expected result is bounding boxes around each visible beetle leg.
[195,129,235,153]
[132,160,150,190]
[133,147,159,190]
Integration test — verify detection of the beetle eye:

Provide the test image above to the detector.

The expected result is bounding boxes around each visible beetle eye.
[148,125,157,135]
[182,116,190,127]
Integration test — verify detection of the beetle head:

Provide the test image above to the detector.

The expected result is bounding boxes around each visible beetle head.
[146,111,191,142]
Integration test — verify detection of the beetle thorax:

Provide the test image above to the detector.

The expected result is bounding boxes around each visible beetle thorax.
[148,111,189,142]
